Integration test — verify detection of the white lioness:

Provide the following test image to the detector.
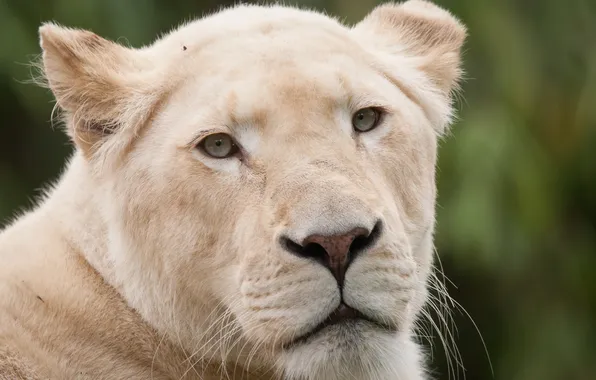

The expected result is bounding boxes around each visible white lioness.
[0,1,466,379]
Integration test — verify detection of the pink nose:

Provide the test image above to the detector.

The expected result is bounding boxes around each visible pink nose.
[301,228,369,285]
[280,221,382,286]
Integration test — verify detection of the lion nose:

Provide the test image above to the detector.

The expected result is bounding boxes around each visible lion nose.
[281,221,383,286]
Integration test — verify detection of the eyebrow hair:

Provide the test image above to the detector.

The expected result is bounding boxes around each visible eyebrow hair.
[373,67,419,108]
[229,110,269,130]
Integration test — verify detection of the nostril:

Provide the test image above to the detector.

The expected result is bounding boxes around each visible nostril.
[280,236,304,256]
[280,236,329,265]
[302,242,328,264]
[349,220,383,257]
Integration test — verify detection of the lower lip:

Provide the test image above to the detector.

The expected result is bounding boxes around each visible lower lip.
[284,318,395,349]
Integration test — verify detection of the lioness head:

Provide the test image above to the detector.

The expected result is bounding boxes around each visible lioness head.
[38,1,465,378]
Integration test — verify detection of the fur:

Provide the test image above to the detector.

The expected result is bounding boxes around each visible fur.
[0,1,466,379]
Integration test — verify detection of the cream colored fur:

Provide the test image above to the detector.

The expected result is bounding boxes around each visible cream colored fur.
[0,1,466,379]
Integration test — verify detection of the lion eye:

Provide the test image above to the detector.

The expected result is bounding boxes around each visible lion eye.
[198,133,238,158]
[352,107,381,132]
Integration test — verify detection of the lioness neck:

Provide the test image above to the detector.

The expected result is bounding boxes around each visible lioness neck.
[0,153,265,379]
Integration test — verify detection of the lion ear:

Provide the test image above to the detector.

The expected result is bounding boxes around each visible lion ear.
[39,23,160,157]
[353,0,467,96]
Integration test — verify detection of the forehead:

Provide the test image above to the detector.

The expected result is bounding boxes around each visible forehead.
[154,4,355,56]
[151,6,408,137]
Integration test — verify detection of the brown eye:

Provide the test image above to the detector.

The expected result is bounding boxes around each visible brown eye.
[352,107,381,132]
[198,133,238,158]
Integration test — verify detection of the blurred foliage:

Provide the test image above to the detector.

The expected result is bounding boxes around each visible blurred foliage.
[1,0,595,379]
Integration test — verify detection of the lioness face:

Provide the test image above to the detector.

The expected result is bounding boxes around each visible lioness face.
[39,1,465,378]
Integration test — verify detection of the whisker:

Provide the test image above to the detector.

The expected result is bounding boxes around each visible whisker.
[426,246,494,379]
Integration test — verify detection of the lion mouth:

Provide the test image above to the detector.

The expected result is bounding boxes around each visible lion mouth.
[284,303,397,348]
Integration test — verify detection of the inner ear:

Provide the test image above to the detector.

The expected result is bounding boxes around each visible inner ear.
[353,0,467,95]
[38,23,160,158]
[72,119,121,154]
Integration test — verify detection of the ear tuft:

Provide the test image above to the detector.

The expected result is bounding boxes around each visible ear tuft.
[39,23,108,57]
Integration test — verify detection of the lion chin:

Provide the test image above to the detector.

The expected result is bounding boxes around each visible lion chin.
[280,321,425,380]
[0,1,466,379]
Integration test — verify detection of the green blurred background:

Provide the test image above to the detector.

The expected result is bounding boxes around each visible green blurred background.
[1,0,595,379]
